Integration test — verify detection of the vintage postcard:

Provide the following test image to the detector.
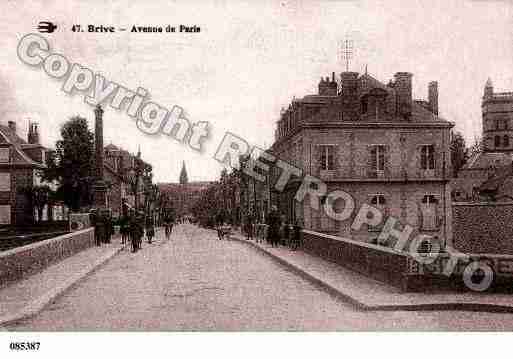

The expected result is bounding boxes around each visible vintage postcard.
[0,0,512,357]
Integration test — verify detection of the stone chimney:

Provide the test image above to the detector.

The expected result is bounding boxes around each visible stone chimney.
[7,121,16,133]
[28,122,40,144]
[318,73,337,96]
[394,72,413,119]
[340,72,359,120]
[428,81,438,116]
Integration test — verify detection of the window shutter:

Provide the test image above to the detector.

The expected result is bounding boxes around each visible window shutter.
[416,146,423,177]
[333,145,339,172]
[368,146,377,178]
[430,145,436,170]
[319,146,325,170]
[328,147,334,170]
[420,146,426,170]
[383,145,390,176]
[314,145,322,174]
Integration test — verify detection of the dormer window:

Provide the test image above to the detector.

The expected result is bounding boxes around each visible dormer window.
[361,88,388,119]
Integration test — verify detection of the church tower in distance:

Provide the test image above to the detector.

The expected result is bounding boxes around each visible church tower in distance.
[179,161,188,184]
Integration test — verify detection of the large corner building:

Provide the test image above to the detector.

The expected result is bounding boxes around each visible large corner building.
[270,70,453,247]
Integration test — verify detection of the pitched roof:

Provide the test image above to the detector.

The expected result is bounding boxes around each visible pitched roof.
[0,124,45,168]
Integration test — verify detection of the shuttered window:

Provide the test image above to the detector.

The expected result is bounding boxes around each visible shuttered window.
[420,145,435,170]
[320,145,335,170]
[370,145,385,172]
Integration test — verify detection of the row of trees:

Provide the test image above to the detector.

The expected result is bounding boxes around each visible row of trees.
[191,168,240,227]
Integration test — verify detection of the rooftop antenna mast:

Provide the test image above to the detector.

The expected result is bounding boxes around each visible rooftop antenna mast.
[339,38,354,72]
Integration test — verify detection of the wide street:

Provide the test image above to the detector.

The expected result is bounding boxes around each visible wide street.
[8,224,513,331]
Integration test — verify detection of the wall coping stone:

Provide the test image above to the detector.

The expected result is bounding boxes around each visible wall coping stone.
[302,229,408,257]
[0,228,93,258]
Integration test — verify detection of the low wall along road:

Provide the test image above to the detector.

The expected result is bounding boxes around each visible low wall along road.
[0,227,94,288]
[302,229,513,292]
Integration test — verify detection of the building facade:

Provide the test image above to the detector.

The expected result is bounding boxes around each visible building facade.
[103,143,152,217]
[453,78,513,201]
[0,120,56,226]
[269,71,453,247]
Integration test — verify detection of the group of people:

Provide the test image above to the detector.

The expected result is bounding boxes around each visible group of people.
[90,209,115,246]
[115,209,160,253]
[91,208,178,253]
[242,206,302,250]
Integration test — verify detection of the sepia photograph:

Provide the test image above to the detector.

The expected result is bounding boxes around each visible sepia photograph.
[1,0,513,356]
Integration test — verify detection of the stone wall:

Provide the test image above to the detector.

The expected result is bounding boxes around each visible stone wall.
[453,202,513,255]
[302,229,409,289]
[0,227,94,287]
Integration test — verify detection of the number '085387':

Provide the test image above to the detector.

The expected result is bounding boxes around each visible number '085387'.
[9,342,40,351]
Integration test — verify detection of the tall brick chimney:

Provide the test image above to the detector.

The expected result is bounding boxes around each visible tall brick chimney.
[394,72,413,119]
[428,81,438,116]
[28,122,40,144]
[7,121,16,133]
[340,72,359,120]
[93,105,107,209]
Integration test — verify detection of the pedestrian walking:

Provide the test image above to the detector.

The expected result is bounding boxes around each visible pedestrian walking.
[266,205,281,248]
[283,221,291,247]
[90,209,102,247]
[120,215,129,247]
[146,215,155,244]
[164,215,173,240]
[290,218,302,251]
[245,211,254,241]
[105,210,113,244]
[129,210,144,253]
[215,210,225,240]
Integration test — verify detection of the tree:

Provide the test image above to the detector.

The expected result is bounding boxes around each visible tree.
[43,116,95,211]
[450,131,468,178]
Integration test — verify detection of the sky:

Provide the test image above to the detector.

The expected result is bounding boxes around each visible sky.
[0,0,512,182]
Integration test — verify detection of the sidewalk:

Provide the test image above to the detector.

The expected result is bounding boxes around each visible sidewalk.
[231,232,513,313]
[0,239,123,327]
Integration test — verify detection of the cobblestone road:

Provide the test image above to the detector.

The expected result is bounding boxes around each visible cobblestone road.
[9,224,513,330]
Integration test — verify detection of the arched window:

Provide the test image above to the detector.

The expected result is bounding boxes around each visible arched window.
[495,135,501,147]
[504,135,510,147]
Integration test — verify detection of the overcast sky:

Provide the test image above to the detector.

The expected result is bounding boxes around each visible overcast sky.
[1,0,512,182]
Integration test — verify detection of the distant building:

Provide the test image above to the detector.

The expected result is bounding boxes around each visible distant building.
[103,143,152,217]
[158,162,215,218]
[266,70,453,247]
[453,78,513,201]
[0,120,62,226]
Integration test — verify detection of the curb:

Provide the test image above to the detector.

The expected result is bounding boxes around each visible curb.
[230,233,513,313]
[0,245,123,327]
